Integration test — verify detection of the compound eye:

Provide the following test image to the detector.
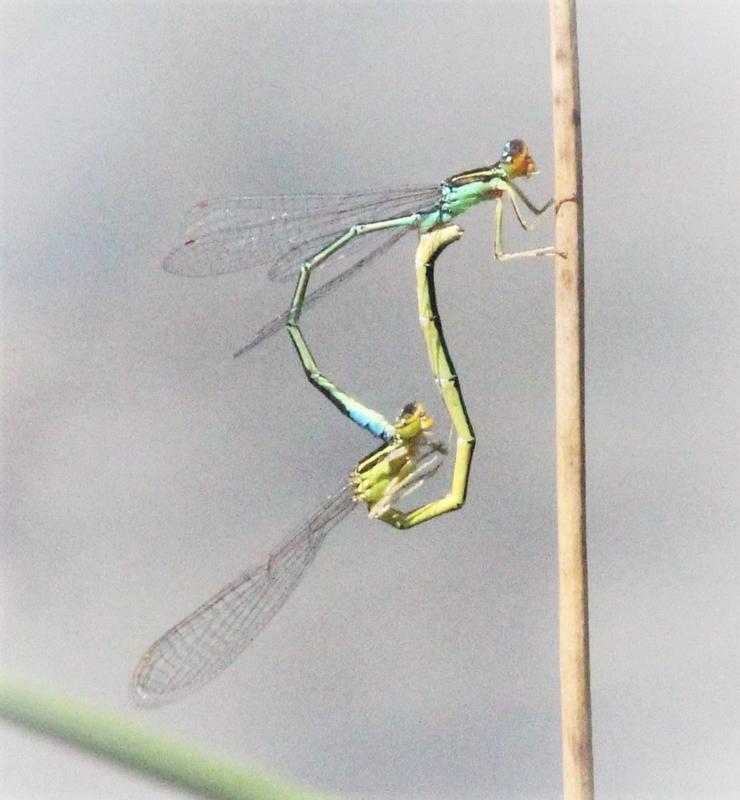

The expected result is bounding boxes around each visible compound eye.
[502,139,526,161]
[400,401,418,418]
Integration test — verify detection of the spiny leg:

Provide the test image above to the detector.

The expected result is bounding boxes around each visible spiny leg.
[377,225,475,530]
[351,402,446,520]
[493,188,561,261]
[286,216,417,442]
[507,180,555,220]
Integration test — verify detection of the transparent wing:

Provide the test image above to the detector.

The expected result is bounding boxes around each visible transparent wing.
[131,483,356,707]
[367,432,448,519]
[163,186,441,278]
[233,226,410,357]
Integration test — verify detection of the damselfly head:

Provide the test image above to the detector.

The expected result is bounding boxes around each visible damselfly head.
[394,401,434,440]
[500,139,538,178]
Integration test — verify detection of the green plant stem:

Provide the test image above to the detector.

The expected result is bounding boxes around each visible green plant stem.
[0,675,334,800]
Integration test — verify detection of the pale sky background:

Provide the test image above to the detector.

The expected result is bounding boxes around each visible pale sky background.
[2,2,738,799]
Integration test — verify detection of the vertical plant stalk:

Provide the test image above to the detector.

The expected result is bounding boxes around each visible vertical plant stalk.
[548,1,595,798]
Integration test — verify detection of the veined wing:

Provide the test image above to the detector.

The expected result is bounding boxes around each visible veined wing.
[131,483,356,707]
[163,185,440,278]
[234,226,410,357]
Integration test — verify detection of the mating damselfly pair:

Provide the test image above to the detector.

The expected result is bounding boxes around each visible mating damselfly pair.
[132,140,557,706]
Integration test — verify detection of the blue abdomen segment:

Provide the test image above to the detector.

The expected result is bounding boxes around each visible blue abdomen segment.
[348,405,395,441]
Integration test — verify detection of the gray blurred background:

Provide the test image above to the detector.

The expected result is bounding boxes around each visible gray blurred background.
[2,2,738,798]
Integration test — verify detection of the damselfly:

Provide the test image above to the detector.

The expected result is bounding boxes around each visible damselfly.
[133,400,446,706]
[164,140,556,358]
